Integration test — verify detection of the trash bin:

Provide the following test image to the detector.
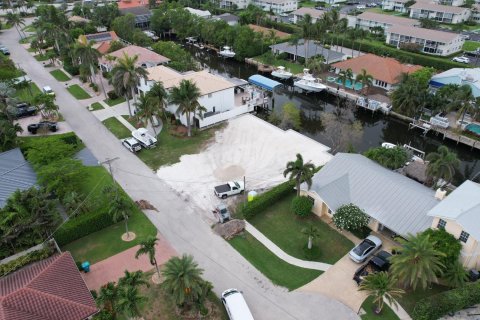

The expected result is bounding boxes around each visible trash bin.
[81,261,91,273]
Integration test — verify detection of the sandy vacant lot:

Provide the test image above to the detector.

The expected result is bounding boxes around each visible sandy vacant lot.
[157,114,332,221]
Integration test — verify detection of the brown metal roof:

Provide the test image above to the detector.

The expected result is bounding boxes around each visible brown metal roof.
[0,252,98,320]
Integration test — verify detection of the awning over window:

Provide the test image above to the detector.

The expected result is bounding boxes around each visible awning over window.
[248,74,281,91]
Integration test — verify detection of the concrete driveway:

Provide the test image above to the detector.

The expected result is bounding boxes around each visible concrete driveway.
[299,255,368,313]
[14,114,72,136]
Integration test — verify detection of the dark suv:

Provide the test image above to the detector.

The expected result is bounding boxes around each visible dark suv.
[8,103,37,119]
[27,121,58,134]
[353,250,392,285]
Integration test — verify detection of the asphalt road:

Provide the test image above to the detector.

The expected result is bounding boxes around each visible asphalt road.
[2,24,359,320]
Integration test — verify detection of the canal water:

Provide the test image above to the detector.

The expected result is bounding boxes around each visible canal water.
[188,46,480,185]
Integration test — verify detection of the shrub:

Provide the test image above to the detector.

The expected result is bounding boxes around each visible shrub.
[291,196,313,217]
[107,90,118,100]
[25,138,76,168]
[240,180,295,219]
[421,228,462,270]
[412,282,480,320]
[0,246,55,277]
[364,146,408,170]
[63,63,79,76]
[332,203,370,232]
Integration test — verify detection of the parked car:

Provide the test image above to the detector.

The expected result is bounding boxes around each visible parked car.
[353,250,392,284]
[279,12,288,17]
[122,137,142,153]
[0,46,10,56]
[452,56,470,64]
[11,75,31,86]
[214,181,245,199]
[349,235,382,263]
[42,86,55,96]
[366,2,377,7]
[212,204,231,223]
[27,121,58,134]
[221,289,254,320]
[356,4,366,9]
[9,103,37,119]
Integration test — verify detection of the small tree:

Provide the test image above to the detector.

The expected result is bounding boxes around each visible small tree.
[135,237,161,280]
[421,228,462,272]
[283,153,316,196]
[443,260,469,288]
[291,196,313,217]
[332,204,370,232]
[359,272,405,314]
[301,224,320,250]
[364,146,408,170]
[108,196,133,239]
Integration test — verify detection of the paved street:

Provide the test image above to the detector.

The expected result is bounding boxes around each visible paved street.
[3,25,359,319]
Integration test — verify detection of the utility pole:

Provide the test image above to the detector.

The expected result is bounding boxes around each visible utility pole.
[243,175,246,205]
[99,157,120,195]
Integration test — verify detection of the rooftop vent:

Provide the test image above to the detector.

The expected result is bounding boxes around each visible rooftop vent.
[435,188,447,200]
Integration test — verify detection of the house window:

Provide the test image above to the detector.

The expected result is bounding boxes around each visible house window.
[307,195,315,204]
[327,208,332,214]
[459,231,470,243]
[437,219,446,229]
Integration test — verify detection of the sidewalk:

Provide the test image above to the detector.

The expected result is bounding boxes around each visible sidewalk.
[245,222,331,271]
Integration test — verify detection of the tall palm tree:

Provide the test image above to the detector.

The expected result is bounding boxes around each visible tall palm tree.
[390,233,445,290]
[116,285,145,319]
[446,85,476,124]
[118,270,148,289]
[391,74,428,117]
[6,12,25,39]
[355,69,373,95]
[359,272,405,314]
[301,225,320,250]
[288,33,301,61]
[338,68,353,89]
[96,282,118,316]
[169,79,206,137]
[300,14,313,60]
[283,153,316,196]
[108,196,133,238]
[426,146,460,186]
[111,53,148,116]
[73,40,101,84]
[135,237,161,279]
[147,82,168,120]
[162,254,205,308]
[133,95,158,134]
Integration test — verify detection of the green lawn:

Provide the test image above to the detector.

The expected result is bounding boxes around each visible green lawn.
[122,115,138,127]
[137,124,219,170]
[254,54,305,75]
[62,167,157,264]
[23,25,36,32]
[397,284,449,316]
[102,117,131,139]
[248,193,354,264]
[366,8,404,16]
[34,53,50,61]
[104,96,126,106]
[90,102,104,111]
[229,232,323,290]
[15,82,42,104]
[50,69,70,81]
[67,84,91,99]
[463,40,480,51]
[299,0,317,7]
[360,296,399,320]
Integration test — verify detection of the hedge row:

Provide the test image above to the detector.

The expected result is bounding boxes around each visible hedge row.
[240,180,295,219]
[0,246,54,277]
[54,209,116,246]
[324,34,466,71]
[412,282,480,320]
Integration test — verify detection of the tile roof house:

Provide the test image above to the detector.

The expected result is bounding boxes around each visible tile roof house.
[79,31,119,55]
[0,148,37,208]
[348,12,420,34]
[0,252,98,320]
[301,153,440,237]
[386,25,465,56]
[429,68,480,98]
[331,53,422,90]
[100,45,169,72]
[409,1,471,23]
[427,180,480,268]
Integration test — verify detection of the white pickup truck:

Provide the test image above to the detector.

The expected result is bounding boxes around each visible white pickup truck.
[214,181,245,199]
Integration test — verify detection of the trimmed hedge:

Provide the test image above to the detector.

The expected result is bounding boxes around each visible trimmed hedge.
[412,282,480,320]
[54,210,117,246]
[0,246,55,277]
[240,180,295,219]
[291,196,313,217]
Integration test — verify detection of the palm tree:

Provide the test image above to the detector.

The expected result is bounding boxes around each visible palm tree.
[119,270,148,289]
[0,119,22,153]
[96,282,118,316]
[111,53,148,116]
[300,14,313,60]
[391,74,429,117]
[301,225,320,250]
[359,272,405,314]
[6,12,25,39]
[134,95,161,135]
[390,233,445,290]
[33,93,59,120]
[288,33,301,61]
[338,68,354,89]
[147,82,168,120]
[426,146,460,187]
[73,40,101,84]
[446,85,476,124]
[169,79,206,137]
[108,196,133,239]
[355,69,373,95]
[283,153,316,196]
[135,237,161,279]
[162,254,205,308]
[444,260,468,288]
[116,285,145,319]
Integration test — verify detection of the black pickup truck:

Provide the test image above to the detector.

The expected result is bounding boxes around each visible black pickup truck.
[8,103,37,119]
[27,121,58,134]
[353,250,392,285]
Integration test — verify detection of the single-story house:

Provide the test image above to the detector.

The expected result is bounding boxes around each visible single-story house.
[212,13,239,26]
[427,180,480,269]
[381,0,410,13]
[0,252,98,319]
[300,153,440,237]
[429,68,480,98]
[185,7,212,19]
[331,53,422,90]
[290,7,325,24]
[248,24,291,40]
[0,148,37,208]
[409,1,471,24]
[99,45,169,72]
[79,31,119,54]
[270,39,347,63]
[348,12,420,34]
[120,6,152,30]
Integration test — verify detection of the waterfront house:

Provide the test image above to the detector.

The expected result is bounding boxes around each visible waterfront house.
[381,0,410,13]
[347,12,420,34]
[300,153,440,237]
[331,54,421,90]
[185,7,212,18]
[429,68,480,98]
[79,31,119,54]
[99,45,170,72]
[427,180,480,269]
[119,6,152,30]
[386,25,464,56]
[270,39,347,63]
[409,2,471,23]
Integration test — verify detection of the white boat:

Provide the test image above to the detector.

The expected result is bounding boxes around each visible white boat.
[271,66,292,80]
[131,128,157,149]
[219,46,235,58]
[381,142,396,149]
[294,69,326,92]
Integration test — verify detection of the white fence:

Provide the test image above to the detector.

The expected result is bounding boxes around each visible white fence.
[197,104,255,128]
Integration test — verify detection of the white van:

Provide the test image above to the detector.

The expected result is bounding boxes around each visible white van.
[221,289,254,320]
